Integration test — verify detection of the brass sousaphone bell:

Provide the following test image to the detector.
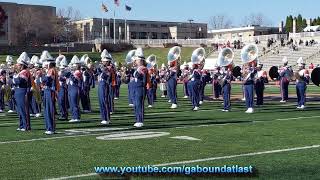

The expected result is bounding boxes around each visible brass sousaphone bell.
[146,54,157,69]
[191,47,206,66]
[167,46,181,67]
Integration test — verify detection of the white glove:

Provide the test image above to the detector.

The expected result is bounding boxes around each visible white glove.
[191,78,195,81]
[299,70,304,77]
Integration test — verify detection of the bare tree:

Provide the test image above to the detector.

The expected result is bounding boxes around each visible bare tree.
[15,7,41,44]
[242,13,272,26]
[51,7,82,43]
[209,14,233,30]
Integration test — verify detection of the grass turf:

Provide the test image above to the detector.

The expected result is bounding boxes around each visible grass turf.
[0,84,320,179]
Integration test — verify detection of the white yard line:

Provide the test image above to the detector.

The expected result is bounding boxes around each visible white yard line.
[1,101,315,126]
[46,144,320,180]
[1,115,320,144]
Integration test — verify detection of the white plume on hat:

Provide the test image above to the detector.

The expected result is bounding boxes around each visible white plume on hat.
[135,47,145,59]
[101,49,113,62]
[30,55,40,65]
[59,57,68,69]
[55,55,66,65]
[80,54,88,65]
[161,63,166,68]
[84,57,91,66]
[6,55,14,65]
[282,56,288,64]
[297,57,304,64]
[40,50,54,62]
[17,52,30,66]
[70,55,80,65]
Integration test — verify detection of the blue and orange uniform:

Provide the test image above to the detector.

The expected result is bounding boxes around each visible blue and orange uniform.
[42,67,59,133]
[13,68,32,131]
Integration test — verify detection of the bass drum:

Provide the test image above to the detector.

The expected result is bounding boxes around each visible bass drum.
[269,66,279,80]
[311,67,320,86]
[232,66,242,78]
[160,83,167,91]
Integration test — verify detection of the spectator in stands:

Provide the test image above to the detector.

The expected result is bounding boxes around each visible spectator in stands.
[299,39,304,45]
[281,38,285,46]
[309,63,314,70]
[233,40,237,49]
[227,41,230,48]
[305,41,309,46]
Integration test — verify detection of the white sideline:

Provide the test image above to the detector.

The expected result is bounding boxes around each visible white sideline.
[47,144,320,180]
[1,115,320,144]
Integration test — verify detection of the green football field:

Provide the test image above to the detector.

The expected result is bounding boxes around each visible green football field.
[1,84,320,180]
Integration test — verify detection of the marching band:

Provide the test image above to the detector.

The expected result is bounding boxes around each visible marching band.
[0,44,319,135]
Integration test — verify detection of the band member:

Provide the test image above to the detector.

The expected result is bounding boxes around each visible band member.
[255,63,268,106]
[124,66,135,107]
[243,62,257,113]
[0,67,6,112]
[221,66,233,112]
[13,52,32,131]
[159,64,167,98]
[278,57,292,103]
[108,59,116,114]
[114,68,122,100]
[167,60,178,109]
[212,67,222,99]
[98,50,112,125]
[41,51,59,135]
[57,56,69,120]
[296,59,309,109]
[147,67,155,108]
[181,62,190,98]
[6,56,16,113]
[199,69,210,104]
[188,63,201,111]
[68,56,82,123]
[81,57,94,113]
[29,56,41,118]
[133,48,148,127]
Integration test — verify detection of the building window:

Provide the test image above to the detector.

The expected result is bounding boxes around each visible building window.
[140,24,147,27]
[151,32,157,39]
[151,24,158,28]
[139,32,147,39]
[161,33,169,39]
[131,32,137,39]
[161,24,168,27]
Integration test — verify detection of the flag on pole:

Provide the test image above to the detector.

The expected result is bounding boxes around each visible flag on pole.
[114,0,120,6]
[101,3,108,12]
[125,5,132,11]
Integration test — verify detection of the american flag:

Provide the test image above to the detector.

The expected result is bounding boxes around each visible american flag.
[101,3,108,12]
[125,5,132,11]
[114,0,120,6]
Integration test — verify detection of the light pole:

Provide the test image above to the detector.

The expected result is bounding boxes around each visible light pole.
[188,19,194,39]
